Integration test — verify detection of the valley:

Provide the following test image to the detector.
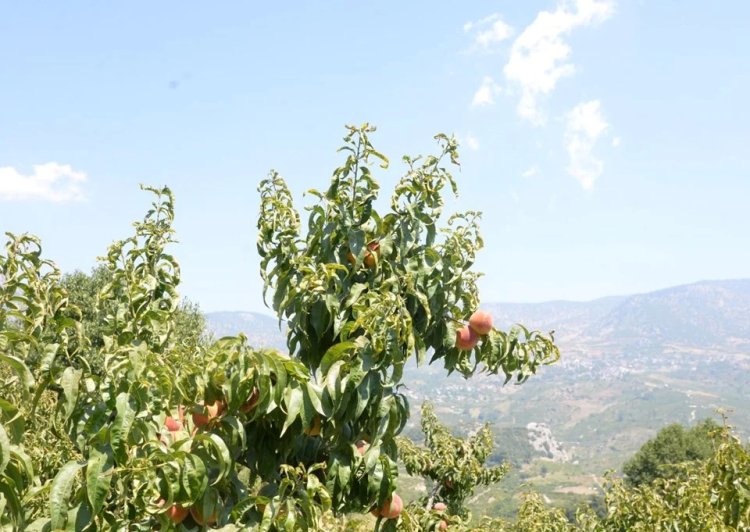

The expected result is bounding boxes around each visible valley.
[206,278,750,519]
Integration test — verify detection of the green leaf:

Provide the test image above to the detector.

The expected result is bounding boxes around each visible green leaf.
[49,461,84,530]
[0,354,34,392]
[11,447,34,487]
[68,500,93,532]
[85,446,112,516]
[343,283,368,309]
[320,341,355,374]
[0,476,24,529]
[305,381,327,417]
[0,423,10,475]
[180,453,208,502]
[110,393,135,464]
[60,367,81,421]
[301,388,316,430]
[280,386,303,436]
[40,342,59,374]
[22,517,52,531]
[325,360,344,405]
[194,433,233,485]
[0,398,24,443]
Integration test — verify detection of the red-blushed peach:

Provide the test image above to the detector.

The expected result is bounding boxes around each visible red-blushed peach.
[468,310,493,335]
[455,326,479,350]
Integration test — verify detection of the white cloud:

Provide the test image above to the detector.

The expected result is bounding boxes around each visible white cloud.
[471,76,502,107]
[463,133,480,151]
[522,165,539,178]
[464,13,514,48]
[564,100,609,189]
[504,0,614,125]
[611,136,621,147]
[0,163,88,202]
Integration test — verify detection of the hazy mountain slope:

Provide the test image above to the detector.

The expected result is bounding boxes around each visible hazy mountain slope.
[205,279,750,353]
[205,311,287,350]
[204,279,750,518]
[483,296,626,341]
[588,279,750,350]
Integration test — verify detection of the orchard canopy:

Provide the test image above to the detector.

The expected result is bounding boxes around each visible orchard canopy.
[0,124,559,530]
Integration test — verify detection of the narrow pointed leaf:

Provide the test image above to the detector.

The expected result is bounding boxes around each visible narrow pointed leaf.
[49,461,84,530]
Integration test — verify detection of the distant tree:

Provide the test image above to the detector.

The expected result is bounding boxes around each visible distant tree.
[602,421,750,530]
[61,265,208,372]
[623,418,719,486]
[475,492,575,532]
[473,421,750,531]
[491,427,539,467]
[398,402,509,528]
[61,266,111,354]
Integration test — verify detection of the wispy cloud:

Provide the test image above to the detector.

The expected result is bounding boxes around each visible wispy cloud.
[522,165,539,178]
[565,100,609,189]
[471,76,502,107]
[464,13,514,49]
[464,3,616,187]
[463,133,480,151]
[0,163,88,202]
[503,0,614,125]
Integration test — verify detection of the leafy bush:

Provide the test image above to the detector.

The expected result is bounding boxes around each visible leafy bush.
[622,418,719,486]
[398,402,508,524]
[478,421,750,532]
[1,125,559,530]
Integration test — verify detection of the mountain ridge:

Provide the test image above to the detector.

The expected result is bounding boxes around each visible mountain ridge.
[205,278,750,353]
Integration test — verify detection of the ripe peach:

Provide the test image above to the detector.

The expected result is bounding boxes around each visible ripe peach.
[346,241,381,268]
[355,439,369,456]
[192,400,225,428]
[304,415,322,436]
[468,310,493,335]
[363,241,381,268]
[158,500,189,524]
[190,505,217,526]
[166,504,189,524]
[433,502,447,511]
[371,493,403,519]
[165,416,182,432]
[455,326,479,351]
[439,519,448,530]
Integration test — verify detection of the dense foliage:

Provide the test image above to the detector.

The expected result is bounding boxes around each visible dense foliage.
[0,126,560,530]
[473,421,750,531]
[622,418,718,487]
[4,123,747,531]
[398,402,508,526]
[60,266,207,374]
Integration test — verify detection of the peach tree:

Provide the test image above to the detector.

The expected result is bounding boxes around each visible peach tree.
[255,124,559,529]
[397,402,510,529]
[0,124,558,530]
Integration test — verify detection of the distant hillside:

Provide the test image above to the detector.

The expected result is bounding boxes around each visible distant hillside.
[204,279,750,518]
[483,296,626,341]
[206,279,750,353]
[205,311,286,350]
[587,279,750,350]
[483,279,750,352]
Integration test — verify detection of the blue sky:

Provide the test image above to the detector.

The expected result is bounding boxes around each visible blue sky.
[1,1,749,314]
